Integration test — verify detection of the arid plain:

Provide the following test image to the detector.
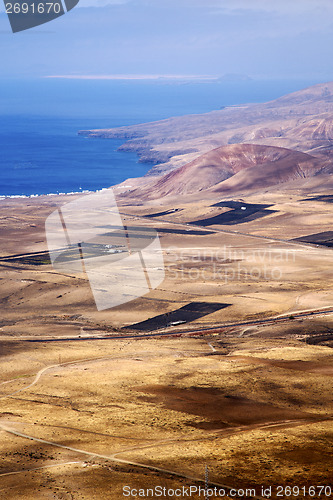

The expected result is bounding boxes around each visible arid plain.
[1,82,333,499]
[1,187,333,499]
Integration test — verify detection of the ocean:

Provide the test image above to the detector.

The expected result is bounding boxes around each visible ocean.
[0,77,321,197]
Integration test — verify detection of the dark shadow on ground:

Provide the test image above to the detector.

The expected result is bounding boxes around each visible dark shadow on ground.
[305,334,333,348]
[143,208,183,218]
[0,251,51,266]
[292,231,333,247]
[191,201,277,226]
[145,228,215,236]
[137,385,312,429]
[104,226,215,236]
[127,301,230,331]
[301,195,333,203]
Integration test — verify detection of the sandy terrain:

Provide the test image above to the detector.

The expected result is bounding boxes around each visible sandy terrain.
[0,186,332,498]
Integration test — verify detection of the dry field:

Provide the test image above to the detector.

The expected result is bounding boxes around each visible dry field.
[0,192,332,499]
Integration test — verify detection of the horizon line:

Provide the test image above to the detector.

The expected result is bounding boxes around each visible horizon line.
[45,74,221,81]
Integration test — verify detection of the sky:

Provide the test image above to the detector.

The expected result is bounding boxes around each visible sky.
[1,0,333,81]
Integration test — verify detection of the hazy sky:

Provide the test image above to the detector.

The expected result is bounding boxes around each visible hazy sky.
[1,0,333,80]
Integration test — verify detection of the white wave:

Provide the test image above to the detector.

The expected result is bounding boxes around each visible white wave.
[0,188,110,200]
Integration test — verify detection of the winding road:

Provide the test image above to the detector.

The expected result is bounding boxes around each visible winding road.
[20,305,333,343]
[1,344,331,499]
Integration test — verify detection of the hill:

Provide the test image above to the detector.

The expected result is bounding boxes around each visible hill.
[79,81,333,176]
[120,144,331,201]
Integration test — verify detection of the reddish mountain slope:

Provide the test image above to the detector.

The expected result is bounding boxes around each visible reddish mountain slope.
[126,144,328,200]
[82,81,333,175]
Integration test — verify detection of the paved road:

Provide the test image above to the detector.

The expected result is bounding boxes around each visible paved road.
[120,209,333,251]
[1,205,331,496]
[23,306,333,343]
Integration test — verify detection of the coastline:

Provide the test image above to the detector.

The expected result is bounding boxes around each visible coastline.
[2,80,320,200]
[0,189,100,200]
[0,182,140,202]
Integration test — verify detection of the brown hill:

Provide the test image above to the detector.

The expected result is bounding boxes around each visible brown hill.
[210,148,327,195]
[123,144,329,200]
[285,113,333,142]
[267,81,333,108]
[80,81,333,175]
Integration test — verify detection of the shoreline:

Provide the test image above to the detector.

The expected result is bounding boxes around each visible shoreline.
[0,188,111,201]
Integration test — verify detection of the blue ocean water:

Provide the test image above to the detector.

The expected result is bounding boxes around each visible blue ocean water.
[0,78,321,197]
[0,116,148,196]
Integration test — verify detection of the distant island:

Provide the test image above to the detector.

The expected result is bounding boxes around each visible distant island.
[46,74,221,81]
